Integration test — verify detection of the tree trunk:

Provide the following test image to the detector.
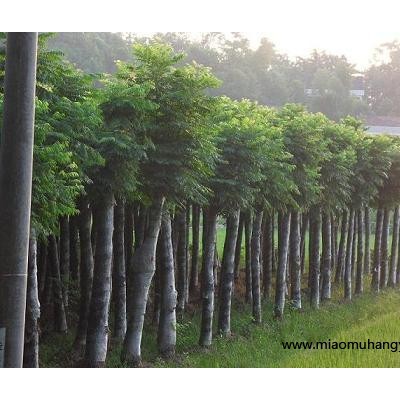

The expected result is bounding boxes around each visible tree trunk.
[344,209,355,300]
[309,206,321,309]
[199,206,218,347]
[274,212,291,318]
[0,32,38,368]
[321,212,332,301]
[85,191,115,367]
[234,211,244,282]
[38,241,48,301]
[380,208,390,289]
[217,210,240,335]
[112,196,127,340]
[289,211,301,309]
[122,196,164,365]
[190,204,200,293]
[69,215,80,283]
[300,213,308,274]
[244,211,253,303]
[157,212,177,358]
[49,235,68,333]
[262,212,274,300]
[251,210,263,324]
[388,206,399,287]
[355,208,365,294]
[176,208,187,315]
[124,202,134,277]
[335,209,348,284]
[59,216,70,308]
[73,197,94,355]
[351,213,358,280]
[364,207,371,275]
[331,213,338,276]
[23,229,40,368]
[372,208,384,292]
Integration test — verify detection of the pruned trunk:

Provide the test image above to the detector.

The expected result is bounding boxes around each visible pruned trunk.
[380,208,390,289]
[217,210,240,335]
[49,234,68,333]
[389,206,399,287]
[251,210,263,324]
[274,212,291,318]
[262,212,274,300]
[355,208,365,294]
[372,208,384,292]
[309,206,321,309]
[189,203,200,293]
[85,191,115,367]
[23,229,40,368]
[112,196,127,340]
[157,212,177,358]
[321,212,332,301]
[122,196,164,365]
[335,209,348,284]
[344,209,355,300]
[199,206,218,347]
[59,216,70,309]
[289,211,301,309]
[244,211,253,303]
[73,197,94,355]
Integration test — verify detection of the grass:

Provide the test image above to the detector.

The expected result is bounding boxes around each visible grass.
[40,287,400,368]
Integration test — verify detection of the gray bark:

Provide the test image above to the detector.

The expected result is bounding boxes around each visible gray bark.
[289,211,301,309]
[59,216,70,308]
[0,32,38,368]
[274,212,291,318]
[321,212,332,301]
[262,212,274,300]
[309,206,321,309]
[157,212,177,358]
[199,206,218,347]
[372,208,384,292]
[335,209,348,284]
[300,213,308,274]
[251,210,263,324]
[23,229,40,368]
[176,209,187,315]
[355,208,365,294]
[124,202,134,277]
[190,204,200,293]
[234,212,244,282]
[344,209,355,300]
[380,208,390,289]
[122,196,164,365]
[244,211,253,303]
[112,197,127,340]
[217,210,240,335]
[389,206,399,287]
[73,197,94,355]
[364,207,371,275]
[85,191,115,367]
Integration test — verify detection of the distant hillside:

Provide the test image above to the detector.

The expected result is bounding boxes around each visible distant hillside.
[47,32,132,73]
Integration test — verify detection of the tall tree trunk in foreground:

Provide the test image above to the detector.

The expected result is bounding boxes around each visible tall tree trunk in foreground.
[321,212,332,301]
[388,206,399,287]
[85,191,115,367]
[124,202,134,277]
[251,210,263,324]
[300,213,308,274]
[351,213,358,280]
[199,206,218,347]
[274,212,291,318]
[59,216,70,309]
[122,196,164,365]
[344,209,355,300]
[263,212,274,300]
[290,211,301,309]
[372,208,384,292]
[69,215,80,283]
[49,235,68,333]
[244,211,253,303]
[176,209,187,315]
[335,209,348,284]
[23,229,40,368]
[218,210,240,335]
[73,197,94,355]
[157,213,177,358]
[380,208,390,289]
[364,207,371,275]
[0,32,37,368]
[355,208,365,294]
[331,213,338,276]
[112,197,127,340]
[234,212,244,282]
[309,206,321,309]
[190,204,200,293]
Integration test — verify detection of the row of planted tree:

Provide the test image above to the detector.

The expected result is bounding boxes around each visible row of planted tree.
[2,34,400,368]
